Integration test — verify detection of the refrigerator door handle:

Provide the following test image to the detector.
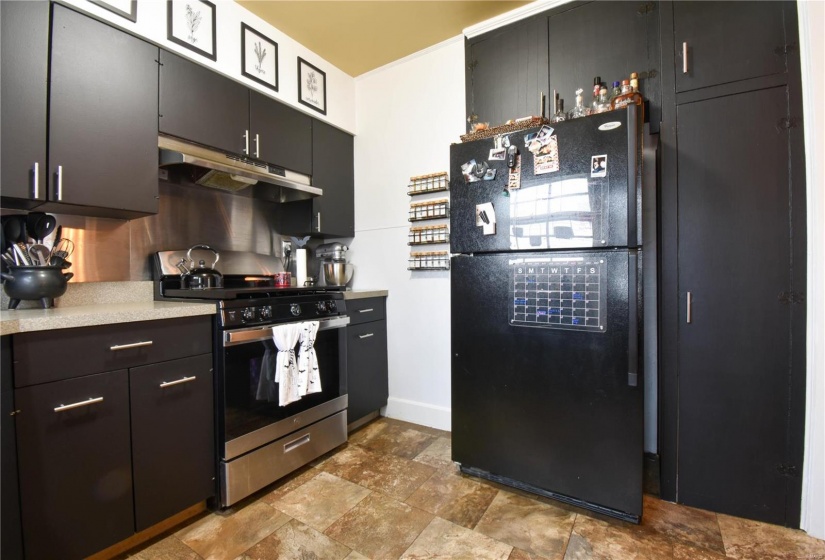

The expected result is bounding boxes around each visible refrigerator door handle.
[627,251,639,387]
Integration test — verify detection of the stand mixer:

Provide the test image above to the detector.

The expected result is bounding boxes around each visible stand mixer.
[316,242,354,287]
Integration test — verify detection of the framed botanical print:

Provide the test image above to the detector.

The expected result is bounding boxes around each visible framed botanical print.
[168,0,217,61]
[298,57,327,115]
[241,23,278,92]
[89,0,137,22]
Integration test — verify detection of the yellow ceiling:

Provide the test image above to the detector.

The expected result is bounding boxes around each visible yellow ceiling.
[236,1,531,77]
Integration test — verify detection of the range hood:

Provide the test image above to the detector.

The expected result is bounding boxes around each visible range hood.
[158,135,322,202]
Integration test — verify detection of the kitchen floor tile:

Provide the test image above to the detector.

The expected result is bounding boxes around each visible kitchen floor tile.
[270,471,371,532]
[234,518,351,560]
[399,516,513,560]
[405,468,498,529]
[324,492,434,560]
[474,491,577,560]
[175,502,290,560]
[508,547,552,560]
[257,465,319,505]
[642,494,725,555]
[320,443,436,501]
[672,541,730,560]
[127,535,203,559]
[564,514,675,560]
[413,436,455,471]
[352,420,439,460]
[718,513,825,560]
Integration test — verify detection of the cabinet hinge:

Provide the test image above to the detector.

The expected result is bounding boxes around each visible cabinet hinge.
[774,44,797,56]
[467,60,479,72]
[778,464,799,477]
[637,2,656,15]
[9,410,21,416]
[778,291,805,304]
[776,117,800,130]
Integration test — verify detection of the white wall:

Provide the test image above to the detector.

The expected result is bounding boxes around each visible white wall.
[59,0,355,132]
[350,37,466,430]
[798,0,825,541]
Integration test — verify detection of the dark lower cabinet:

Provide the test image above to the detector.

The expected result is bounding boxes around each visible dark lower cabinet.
[1,337,23,560]
[15,370,134,560]
[130,355,214,531]
[346,298,388,427]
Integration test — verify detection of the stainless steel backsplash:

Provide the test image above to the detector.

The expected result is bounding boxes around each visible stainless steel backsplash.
[3,181,296,282]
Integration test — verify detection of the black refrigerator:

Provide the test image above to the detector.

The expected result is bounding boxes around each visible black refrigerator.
[450,105,645,523]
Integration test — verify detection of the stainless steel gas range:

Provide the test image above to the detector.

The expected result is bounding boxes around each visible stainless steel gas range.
[154,248,349,507]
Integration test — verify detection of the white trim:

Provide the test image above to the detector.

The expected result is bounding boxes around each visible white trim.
[798,0,825,540]
[355,35,464,81]
[383,397,452,432]
[463,0,573,39]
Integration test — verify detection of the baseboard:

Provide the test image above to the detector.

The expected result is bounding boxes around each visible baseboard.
[383,397,451,431]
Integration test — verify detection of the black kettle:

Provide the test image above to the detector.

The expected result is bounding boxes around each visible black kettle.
[178,244,223,289]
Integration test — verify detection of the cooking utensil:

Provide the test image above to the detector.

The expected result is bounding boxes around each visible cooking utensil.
[322,262,354,287]
[51,225,63,250]
[180,244,223,289]
[50,238,74,260]
[3,215,26,246]
[29,244,50,266]
[0,266,74,309]
[26,212,57,243]
[13,243,32,266]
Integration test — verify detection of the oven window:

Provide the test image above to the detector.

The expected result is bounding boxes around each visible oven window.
[222,328,343,443]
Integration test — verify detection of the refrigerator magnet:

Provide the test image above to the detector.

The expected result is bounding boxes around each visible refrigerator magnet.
[489,148,506,161]
[475,202,496,235]
[461,159,482,183]
[482,168,497,181]
[533,136,560,175]
[591,155,607,177]
[507,155,521,190]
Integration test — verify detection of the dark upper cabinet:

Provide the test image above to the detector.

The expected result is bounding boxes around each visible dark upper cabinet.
[159,50,250,156]
[0,1,48,208]
[250,91,312,175]
[466,15,548,128]
[15,370,134,560]
[47,4,159,217]
[547,1,661,133]
[673,1,790,93]
[130,354,214,531]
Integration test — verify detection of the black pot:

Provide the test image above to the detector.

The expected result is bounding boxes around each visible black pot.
[1,266,74,309]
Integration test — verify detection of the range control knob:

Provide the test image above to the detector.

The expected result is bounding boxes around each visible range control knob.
[290,303,302,317]
[326,300,337,313]
[260,306,273,319]
[242,307,256,321]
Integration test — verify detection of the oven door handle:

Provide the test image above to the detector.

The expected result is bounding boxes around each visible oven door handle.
[223,316,351,347]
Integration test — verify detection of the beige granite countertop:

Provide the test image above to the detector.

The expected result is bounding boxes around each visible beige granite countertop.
[0,301,217,336]
[343,290,389,300]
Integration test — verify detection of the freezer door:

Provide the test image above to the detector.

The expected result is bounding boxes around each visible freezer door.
[450,107,641,254]
[451,249,643,519]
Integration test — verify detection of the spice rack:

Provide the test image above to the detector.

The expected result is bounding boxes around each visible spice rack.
[408,199,449,222]
[408,172,449,195]
[408,225,449,246]
[408,251,450,270]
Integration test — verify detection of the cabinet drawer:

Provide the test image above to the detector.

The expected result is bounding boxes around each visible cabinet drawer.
[13,316,212,387]
[130,354,215,530]
[15,370,134,560]
[346,297,386,325]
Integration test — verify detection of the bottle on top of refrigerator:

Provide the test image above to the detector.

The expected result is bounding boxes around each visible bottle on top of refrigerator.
[551,98,567,123]
[612,76,644,110]
[590,76,602,114]
[568,88,588,119]
[595,87,611,113]
[630,72,640,92]
[609,81,622,105]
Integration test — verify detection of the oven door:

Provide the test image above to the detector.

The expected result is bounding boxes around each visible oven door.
[218,315,348,461]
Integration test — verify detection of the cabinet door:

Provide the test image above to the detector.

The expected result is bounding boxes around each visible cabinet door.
[159,50,249,155]
[466,15,548,127]
[250,91,312,174]
[312,120,355,237]
[49,5,159,217]
[15,370,133,560]
[0,1,48,207]
[346,320,388,425]
[130,354,215,531]
[676,86,803,525]
[548,1,661,133]
[674,1,790,93]
[1,337,23,560]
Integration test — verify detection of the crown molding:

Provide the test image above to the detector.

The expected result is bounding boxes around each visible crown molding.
[463,0,573,39]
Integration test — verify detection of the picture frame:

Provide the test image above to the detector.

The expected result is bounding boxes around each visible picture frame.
[298,57,327,115]
[89,0,137,22]
[167,0,217,61]
[241,23,278,92]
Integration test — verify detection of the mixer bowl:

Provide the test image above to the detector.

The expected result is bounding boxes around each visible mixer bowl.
[323,262,354,286]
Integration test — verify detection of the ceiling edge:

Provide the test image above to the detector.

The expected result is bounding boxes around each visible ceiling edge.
[355,34,465,81]
[463,0,573,38]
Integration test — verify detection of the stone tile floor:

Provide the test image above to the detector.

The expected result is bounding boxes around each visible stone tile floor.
[122,417,825,560]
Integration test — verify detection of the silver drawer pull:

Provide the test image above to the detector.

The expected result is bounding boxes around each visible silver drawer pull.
[160,376,197,388]
[359,333,374,339]
[55,396,103,412]
[109,341,153,351]
[284,434,311,453]
[358,308,374,313]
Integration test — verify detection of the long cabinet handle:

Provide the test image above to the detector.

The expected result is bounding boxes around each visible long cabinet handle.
[56,165,63,201]
[359,333,374,339]
[160,375,197,388]
[358,308,374,313]
[686,292,693,324]
[682,42,689,74]
[32,162,39,199]
[110,340,153,351]
[55,396,103,412]
[243,130,249,155]
[316,212,321,232]
[255,133,260,158]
